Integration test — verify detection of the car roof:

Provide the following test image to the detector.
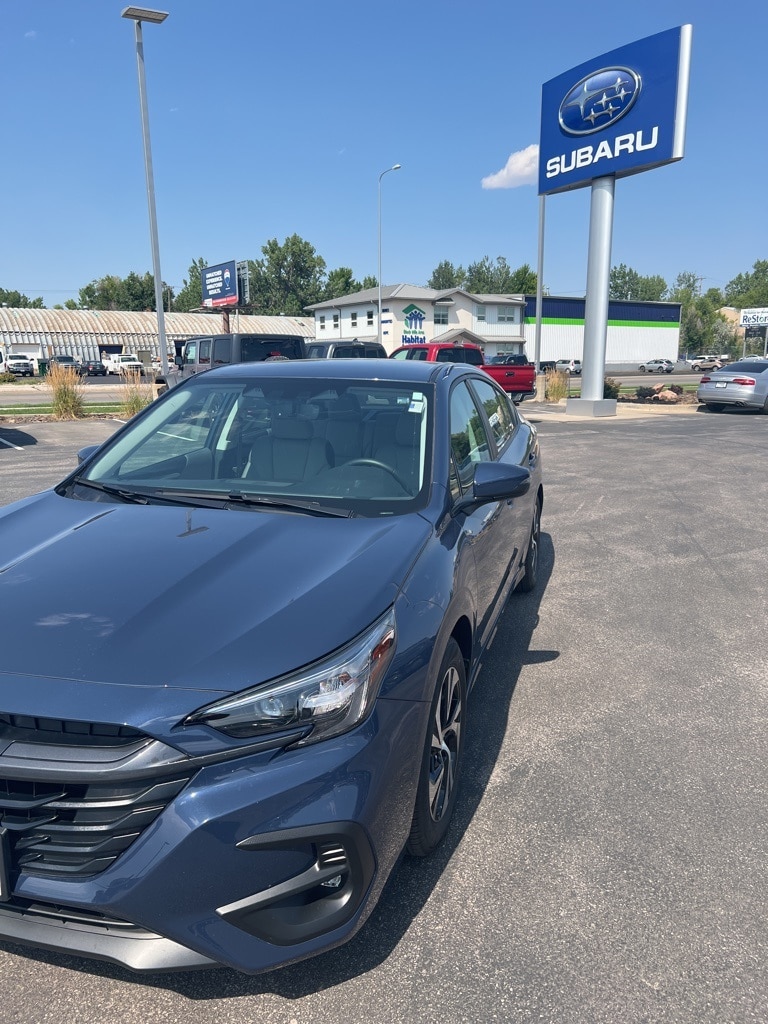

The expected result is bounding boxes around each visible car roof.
[192,358,473,386]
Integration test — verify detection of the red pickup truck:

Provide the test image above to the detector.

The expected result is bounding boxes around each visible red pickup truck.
[390,343,537,402]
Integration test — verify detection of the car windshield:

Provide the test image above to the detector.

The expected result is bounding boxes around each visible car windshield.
[71,376,433,516]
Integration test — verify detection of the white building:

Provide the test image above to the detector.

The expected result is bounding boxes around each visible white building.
[307,286,682,367]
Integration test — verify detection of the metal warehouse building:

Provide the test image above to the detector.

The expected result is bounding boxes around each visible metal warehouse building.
[524,295,682,368]
[0,309,315,368]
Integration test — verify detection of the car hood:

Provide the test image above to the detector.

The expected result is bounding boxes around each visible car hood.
[0,492,431,700]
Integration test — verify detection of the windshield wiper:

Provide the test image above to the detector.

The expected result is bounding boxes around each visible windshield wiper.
[225,491,355,518]
[68,478,153,504]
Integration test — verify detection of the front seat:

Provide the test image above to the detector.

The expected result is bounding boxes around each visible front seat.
[244,419,332,482]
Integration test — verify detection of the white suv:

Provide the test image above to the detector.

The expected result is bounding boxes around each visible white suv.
[555,359,582,375]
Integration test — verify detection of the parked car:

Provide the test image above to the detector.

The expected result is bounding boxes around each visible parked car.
[690,355,724,372]
[555,359,582,375]
[306,340,387,359]
[390,341,485,365]
[1,353,34,377]
[0,358,543,975]
[48,354,82,373]
[80,358,107,376]
[696,358,768,413]
[638,359,674,373]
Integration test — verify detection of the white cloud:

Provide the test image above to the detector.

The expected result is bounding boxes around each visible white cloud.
[481,144,539,189]
[24,30,37,40]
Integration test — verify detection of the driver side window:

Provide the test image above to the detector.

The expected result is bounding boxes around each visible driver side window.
[449,382,492,494]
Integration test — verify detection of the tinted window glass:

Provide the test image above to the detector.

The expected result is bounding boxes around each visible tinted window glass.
[240,337,305,361]
[449,381,492,493]
[212,338,231,365]
[469,377,515,450]
[722,361,768,374]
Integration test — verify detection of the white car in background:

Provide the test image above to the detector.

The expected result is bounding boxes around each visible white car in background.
[1,353,35,376]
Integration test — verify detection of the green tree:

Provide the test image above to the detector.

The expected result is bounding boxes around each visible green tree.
[173,257,207,312]
[0,287,44,308]
[77,272,169,311]
[428,260,465,289]
[463,257,537,294]
[609,263,667,301]
[324,267,361,300]
[724,259,768,308]
[249,235,326,315]
[360,275,377,290]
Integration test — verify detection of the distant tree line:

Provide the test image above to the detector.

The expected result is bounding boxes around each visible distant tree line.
[3,247,766,354]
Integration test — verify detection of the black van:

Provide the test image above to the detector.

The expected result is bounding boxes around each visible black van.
[172,333,308,381]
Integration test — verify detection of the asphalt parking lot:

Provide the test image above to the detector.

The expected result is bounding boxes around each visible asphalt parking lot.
[0,408,767,1024]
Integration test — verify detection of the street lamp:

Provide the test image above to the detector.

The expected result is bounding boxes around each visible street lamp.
[121,6,171,377]
[377,163,401,346]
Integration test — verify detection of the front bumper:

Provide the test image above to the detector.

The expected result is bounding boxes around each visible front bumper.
[0,699,425,974]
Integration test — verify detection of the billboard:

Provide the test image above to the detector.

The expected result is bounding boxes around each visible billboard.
[539,25,692,195]
[739,307,768,327]
[202,260,239,307]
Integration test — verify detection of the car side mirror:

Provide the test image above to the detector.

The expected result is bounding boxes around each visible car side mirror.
[452,461,531,517]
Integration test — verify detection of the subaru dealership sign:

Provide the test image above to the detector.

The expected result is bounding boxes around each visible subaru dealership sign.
[202,260,239,308]
[539,26,692,195]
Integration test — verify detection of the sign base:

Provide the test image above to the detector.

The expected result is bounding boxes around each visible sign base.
[566,398,617,417]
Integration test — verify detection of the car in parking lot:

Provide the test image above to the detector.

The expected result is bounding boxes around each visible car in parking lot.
[638,359,674,373]
[1,353,35,376]
[48,354,82,373]
[80,358,107,376]
[696,358,768,413]
[0,358,543,974]
[306,340,387,359]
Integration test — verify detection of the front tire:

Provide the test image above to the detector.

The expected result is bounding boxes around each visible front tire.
[518,496,541,593]
[407,639,466,857]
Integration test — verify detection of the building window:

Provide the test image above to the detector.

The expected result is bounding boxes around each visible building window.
[434,305,449,325]
[319,315,326,331]
[351,312,358,328]
[367,310,374,326]
[496,307,517,323]
[474,305,486,322]
[332,313,339,329]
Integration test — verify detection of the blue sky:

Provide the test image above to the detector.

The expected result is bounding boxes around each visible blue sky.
[1,0,765,308]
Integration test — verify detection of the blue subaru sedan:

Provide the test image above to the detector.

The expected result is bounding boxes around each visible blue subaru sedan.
[0,358,543,974]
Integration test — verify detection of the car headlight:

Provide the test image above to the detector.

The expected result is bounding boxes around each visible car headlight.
[184,609,396,746]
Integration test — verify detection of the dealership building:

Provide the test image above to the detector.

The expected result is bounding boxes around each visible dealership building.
[307,286,682,368]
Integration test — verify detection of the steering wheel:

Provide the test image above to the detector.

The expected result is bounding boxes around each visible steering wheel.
[346,458,409,491]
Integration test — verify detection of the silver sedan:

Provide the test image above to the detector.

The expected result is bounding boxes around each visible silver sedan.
[697,358,768,412]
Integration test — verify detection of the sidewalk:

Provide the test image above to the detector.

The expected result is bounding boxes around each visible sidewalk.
[521,398,701,422]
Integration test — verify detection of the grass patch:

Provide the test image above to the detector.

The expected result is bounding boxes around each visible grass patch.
[43,363,86,419]
[119,369,153,419]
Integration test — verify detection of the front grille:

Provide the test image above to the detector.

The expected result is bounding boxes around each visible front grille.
[0,772,192,880]
[0,713,143,747]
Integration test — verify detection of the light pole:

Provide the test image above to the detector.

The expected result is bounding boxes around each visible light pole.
[377,163,401,346]
[121,6,170,378]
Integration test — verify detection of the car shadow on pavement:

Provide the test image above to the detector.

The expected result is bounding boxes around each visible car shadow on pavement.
[0,427,38,449]
[2,535,556,997]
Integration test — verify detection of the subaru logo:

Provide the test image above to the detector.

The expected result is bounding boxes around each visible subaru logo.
[558,67,641,136]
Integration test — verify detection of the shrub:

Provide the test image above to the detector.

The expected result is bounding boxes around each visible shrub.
[636,385,655,400]
[603,377,621,399]
[544,369,569,401]
[119,368,153,419]
[668,383,683,395]
[43,362,85,419]
[0,371,18,384]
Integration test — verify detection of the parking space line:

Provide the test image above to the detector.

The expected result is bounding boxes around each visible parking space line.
[0,436,24,451]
